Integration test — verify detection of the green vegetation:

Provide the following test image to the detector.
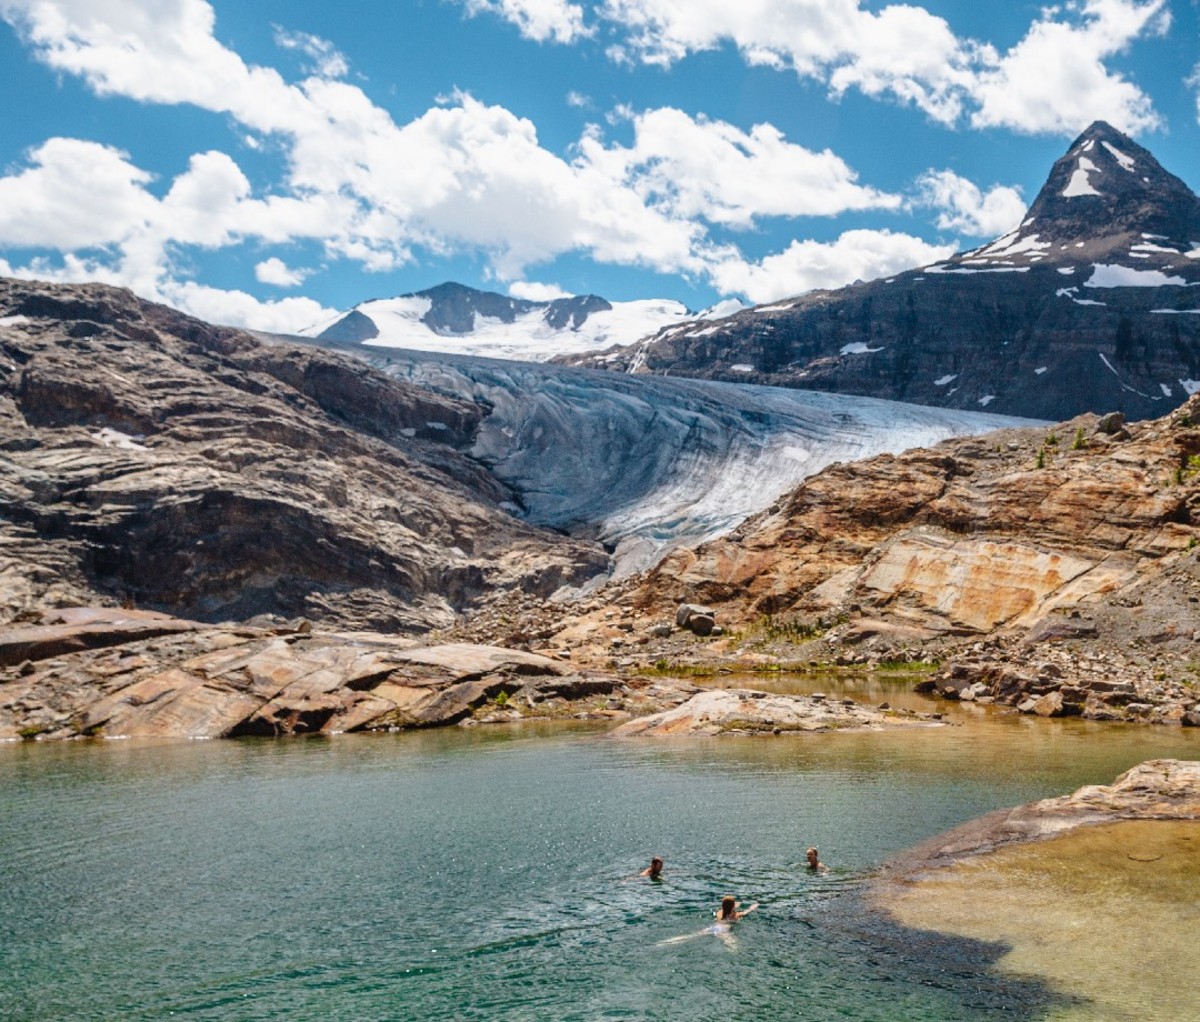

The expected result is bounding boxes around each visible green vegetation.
[1044,432,1060,446]
[1036,447,1046,469]
[1072,426,1087,450]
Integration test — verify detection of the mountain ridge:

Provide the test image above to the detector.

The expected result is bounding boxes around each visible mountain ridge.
[564,121,1200,422]
[303,280,727,362]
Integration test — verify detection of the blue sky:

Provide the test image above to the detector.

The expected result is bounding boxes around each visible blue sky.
[0,0,1197,331]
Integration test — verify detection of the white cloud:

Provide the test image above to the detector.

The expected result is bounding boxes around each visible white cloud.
[566,90,591,108]
[1188,62,1200,124]
[509,280,572,301]
[585,107,900,228]
[708,230,956,304]
[0,138,156,248]
[161,280,335,332]
[459,0,591,44]
[255,257,311,287]
[969,0,1169,134]
[589,0,1165,135]
[914,170,1026,238]
[272,26,348,78]
[0,0,967,319]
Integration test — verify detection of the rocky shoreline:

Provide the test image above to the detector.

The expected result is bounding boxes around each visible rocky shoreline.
[877,758,1200,881]
[2,606,947,741]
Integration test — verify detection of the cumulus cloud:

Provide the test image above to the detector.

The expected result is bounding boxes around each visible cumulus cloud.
[161,280,334,333]
[584,107,900,227]
[914,170,1026,238]
[969,0,1169,134]
[0,0,960,320]
[459,0,591,44]
[708,230,956,304]
[586,0,1166,136]
[0,138,155,248]
[255,257,311,287]
[509,280,571,300]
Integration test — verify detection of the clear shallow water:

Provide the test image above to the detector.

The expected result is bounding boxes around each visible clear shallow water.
[3,686,1199,1022]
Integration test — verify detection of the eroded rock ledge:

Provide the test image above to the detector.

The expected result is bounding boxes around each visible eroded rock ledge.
[0,607,697,740]
[881,759,1200,881]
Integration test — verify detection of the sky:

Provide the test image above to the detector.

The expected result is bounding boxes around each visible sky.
[0,0,1198,333]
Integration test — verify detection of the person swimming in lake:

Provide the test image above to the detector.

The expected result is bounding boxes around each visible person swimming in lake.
[640,856,664,880]
[714,895,757,922]
[657,895,758,946]
[805,847,828,873]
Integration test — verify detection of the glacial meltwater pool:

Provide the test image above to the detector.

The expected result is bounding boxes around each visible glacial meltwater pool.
[3,678,1198,1022]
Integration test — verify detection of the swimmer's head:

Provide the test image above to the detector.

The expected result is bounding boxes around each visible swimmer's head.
[720,896,736,916]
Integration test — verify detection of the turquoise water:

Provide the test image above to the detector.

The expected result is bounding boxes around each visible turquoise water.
[4,698,1199,1022]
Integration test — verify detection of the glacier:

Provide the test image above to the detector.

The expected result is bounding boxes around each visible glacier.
[339,344,1043,579]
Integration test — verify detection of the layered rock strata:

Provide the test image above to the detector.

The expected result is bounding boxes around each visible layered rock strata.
[0,278,606,632]
[452,397,1200,725]
[0,607,698,740]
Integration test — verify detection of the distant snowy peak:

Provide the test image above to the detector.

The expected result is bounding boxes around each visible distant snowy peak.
[301,281,718,362]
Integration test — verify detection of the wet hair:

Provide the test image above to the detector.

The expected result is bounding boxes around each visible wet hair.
[806,847,819,857]
[719,896,737,918]
[650,857,663,867]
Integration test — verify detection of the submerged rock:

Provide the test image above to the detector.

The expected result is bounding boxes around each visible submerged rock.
[610,687,945,736]
[881,759,1200,879]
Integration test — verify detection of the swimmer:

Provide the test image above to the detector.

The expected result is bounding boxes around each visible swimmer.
[659,895,758,947]
[805,847,828,873]
[715,895,757,921]
[640,856,664,880]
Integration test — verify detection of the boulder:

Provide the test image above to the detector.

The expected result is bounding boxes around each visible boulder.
[675,603,716,635]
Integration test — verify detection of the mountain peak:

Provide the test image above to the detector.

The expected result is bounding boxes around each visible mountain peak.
[1020,121,1200,243]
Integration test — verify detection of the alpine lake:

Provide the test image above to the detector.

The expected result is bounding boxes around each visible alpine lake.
[3,670,1198,1022]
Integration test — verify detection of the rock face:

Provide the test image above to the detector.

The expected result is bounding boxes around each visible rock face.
[486,393,1200,724]
[0,277,607,631]
[568,122,1200,422]
[0,606,700,740]
[881,760,1200,878]
[610,687,944,736]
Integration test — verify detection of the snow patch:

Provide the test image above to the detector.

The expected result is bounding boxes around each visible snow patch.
[755,301,796,313]
[729,364,755,373]
[1057,267,1075,275]
[1101,141,1135,171]
[978,395,995,407]
[927,265,1030,275]
[1160,383,1173,397]
[934,374,958,386]
[840,342,884,355]
[1151,309,1200,315]
[1180,380,1200,396]
[92,428,147,451]
[1035,367,1048,375]
[0,314,30,327]
[1063,158,1101,197]
[1085,264,1187,288]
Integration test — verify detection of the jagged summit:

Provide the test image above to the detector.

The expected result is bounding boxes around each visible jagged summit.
[951,121,1200,273]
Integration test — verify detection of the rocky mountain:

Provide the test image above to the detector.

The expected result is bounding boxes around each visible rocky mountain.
[301,280,731,362]
[568,122,1200,422]
[0,277,607,632]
